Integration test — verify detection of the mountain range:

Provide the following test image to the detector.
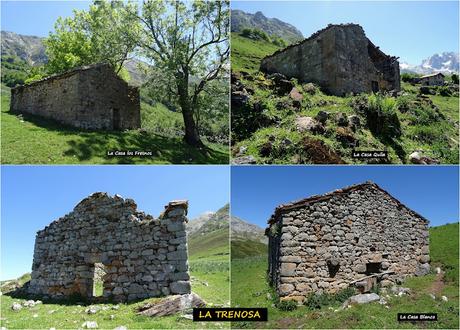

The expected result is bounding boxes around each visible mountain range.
[1,30,146,86]
[400,52,459,75]
[231,10,304,43]
[231,215,267,244]
[187,204,229,238]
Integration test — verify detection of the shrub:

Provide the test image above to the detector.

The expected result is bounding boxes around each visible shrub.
[276,299,297,311]
[439,86,452,97]
[304,287,356,310]
[240,28,270,42]
[451,73,459,84]
[401,72,419,83]
[365,94,402,139]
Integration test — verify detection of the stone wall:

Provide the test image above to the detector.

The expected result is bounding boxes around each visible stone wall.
[260,24,400,96]
[266,182,429,302]
[10,63,140,130]
[27,193,190,302]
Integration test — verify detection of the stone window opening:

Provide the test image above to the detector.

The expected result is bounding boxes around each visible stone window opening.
[365,262,381,275]
[371,81,379,93]
[327,259,340,278]
[113,108,121,130]
[91,262,107,298]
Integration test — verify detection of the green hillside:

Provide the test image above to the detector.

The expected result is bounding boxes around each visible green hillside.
[1,85,228,164]
[430,222,459,284]
[231,35,459,164]
[189,227,230,261]
[231,238,267,260]
[231,32,280,73]
[231,222,459,328]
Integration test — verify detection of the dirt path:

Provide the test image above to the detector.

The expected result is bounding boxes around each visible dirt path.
[429,270,445,296]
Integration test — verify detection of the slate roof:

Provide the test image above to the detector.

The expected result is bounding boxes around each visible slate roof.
[267,181,429,225]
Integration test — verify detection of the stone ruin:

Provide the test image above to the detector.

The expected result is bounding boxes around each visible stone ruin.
[27,193,190,302]
[260,24,401,96]
[10,63,140,130]
[266,182,430,303]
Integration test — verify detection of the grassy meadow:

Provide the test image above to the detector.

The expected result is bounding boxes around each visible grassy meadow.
[0,85,229,164]
[231,222,459,329]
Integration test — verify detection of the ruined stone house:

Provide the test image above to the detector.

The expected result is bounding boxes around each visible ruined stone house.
[266,182,430,302]
[27,193,190,302]
[417,72,445,86]
[260,24,401,96]
[10,63,140,130]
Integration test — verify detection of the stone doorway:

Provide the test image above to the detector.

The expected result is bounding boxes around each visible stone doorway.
[113,108,121,130]
[371,81,379,93]
[91,262,107,298]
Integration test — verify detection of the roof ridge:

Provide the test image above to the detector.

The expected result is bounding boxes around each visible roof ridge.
[267,181,428,225]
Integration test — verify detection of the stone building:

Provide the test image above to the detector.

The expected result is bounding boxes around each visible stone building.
[417,72,445,86]
[27,193,190,302]
[10,63,140,130]
[260,24,401,96]
[266,182,430,302]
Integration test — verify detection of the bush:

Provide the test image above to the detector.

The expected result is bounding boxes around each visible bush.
[365,94,402,139]
[276,299,297,311]
[451,73,459,84]
[439,86,452,97]
[401,72,419,83]
[240,28,270,42]
[304,287,356,310]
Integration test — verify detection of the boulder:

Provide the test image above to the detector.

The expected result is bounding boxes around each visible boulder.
[409,152,439,165]
[336,112,349,126]
[348,115,361,131]
[137,293,205,317]
[303,83,317,95]
[232,155,257,165]
[415,263,430,276]
[289,87,304,102]
[82,321,98,329]
[315,110,329,124]
[231,90,249,108]
[11,302,22,311]
[344,293,380,306]
[295,116,324,134]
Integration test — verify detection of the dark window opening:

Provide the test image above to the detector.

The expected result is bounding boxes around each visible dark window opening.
[92,263,107,297]
[371,81,379,93]
[113,108,121,130]
[327,259,340,278]
[365,262,381,275]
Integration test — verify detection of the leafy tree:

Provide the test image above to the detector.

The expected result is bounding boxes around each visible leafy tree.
[45,0,140,75]
[137,0,229,146]
[451,73,459,84]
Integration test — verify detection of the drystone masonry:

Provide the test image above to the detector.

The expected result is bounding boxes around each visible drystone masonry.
[10,63,140,130]
[266,182,430,303]
[27,193,190,302]
[260,24,400,96]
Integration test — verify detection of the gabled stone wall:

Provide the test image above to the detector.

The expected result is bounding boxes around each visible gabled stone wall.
[27,193,190,302]
[260,24,400,96]
[10,63,140,130]
[266,182,429,302]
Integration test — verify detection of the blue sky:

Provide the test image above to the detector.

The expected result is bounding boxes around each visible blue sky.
[231,166,459,230]
[1,165,229,280]
[1,1,91,37]
[232,1,459,64]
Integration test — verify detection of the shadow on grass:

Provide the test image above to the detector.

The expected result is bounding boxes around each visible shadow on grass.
[5,284,164,307]
[7,110,229,164]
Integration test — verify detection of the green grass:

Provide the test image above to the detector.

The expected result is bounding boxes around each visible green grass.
[231,223,459,329]
[231,239,267,259]
[1,85,229,164]
[430,222,459,284]
[231,33,280,72]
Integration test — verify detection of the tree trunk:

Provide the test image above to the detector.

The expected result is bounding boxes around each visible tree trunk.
[177,73,204,147]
